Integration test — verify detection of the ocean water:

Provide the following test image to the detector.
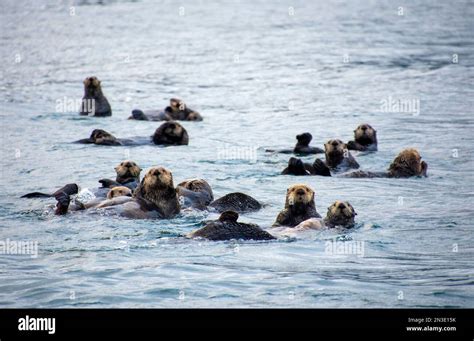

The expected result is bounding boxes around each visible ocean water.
[0,0,473,308]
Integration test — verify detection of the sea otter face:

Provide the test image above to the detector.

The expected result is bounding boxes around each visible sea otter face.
[388,148,428,177]
[83,76,101,89]
[354,124,376,145]
[286,184,314,207]
[143,167,174,189]
[107,186,132,199]
[163,122,183,137]
[169,98,186,112]
[296,133,313,146]
[325,139,347,156]
[326,201,357,227]
[90,129,116,144]
[115,160,141,178]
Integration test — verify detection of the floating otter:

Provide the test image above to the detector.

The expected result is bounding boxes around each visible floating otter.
[187,211,275,241]
[266,133,324,155]
[98,160,142,191]
[176,179,214,210]
[129,98,203,122]
[291,201,357,230]
[74,129,132,146]
[347,124,378,151]
[75,122,189,146]
[79,76,112,117]
[79,186,133,209]
[343,148,428,178]
[53,167,180,218]
[272,184,321,227]
[282,139,359,176]
[209,192,262,213]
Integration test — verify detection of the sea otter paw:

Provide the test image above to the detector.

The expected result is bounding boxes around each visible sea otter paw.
[312,159,331,176]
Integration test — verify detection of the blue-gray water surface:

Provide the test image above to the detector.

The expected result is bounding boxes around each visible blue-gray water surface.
[1,0,473,308]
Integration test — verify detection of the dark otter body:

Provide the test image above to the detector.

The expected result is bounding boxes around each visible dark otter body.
[347,124,378,151]
[21,183,79,199]
[129,98,203,122]
[188,211,275,241]
[209,192,262,213]
[75,123,189,146]
[266,133,324,155]
[274,202,321,227]
[79,76,112,117]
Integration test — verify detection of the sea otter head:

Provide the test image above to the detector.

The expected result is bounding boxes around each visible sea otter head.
[296,132,313,146]
[107,186,132,199]
[354,124,377,146]
[388,148,428,178]
[90,129,116,144]
[141,167,174,191]
[324,139,348,166]
[325,201,357,228]
[115,160,141,180]
[169,98,186,112]
[178,179,213,195]
[152,121,188,145]
[186,111,202,121]
[285,184,315,212]
[83,76,103,96]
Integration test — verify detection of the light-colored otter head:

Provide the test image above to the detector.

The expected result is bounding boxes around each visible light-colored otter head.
[140,167,174,191]
[324,139,349,167]
[107,186,132,199]
[354,124,377,145]
[90,129,116,144]
[114,160,141,180]
[325,139,347,155]
[325,201,357,228]
[285,184,315,208]
[170,98,186,112]
[388,148,428,178]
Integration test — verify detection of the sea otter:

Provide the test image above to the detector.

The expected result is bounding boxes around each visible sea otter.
[97,160,142,191]
[272,184,321,227]
[282,139,359,176]
[343,148,428,178]
[79,76,112,117]
[129,98,203,122]
[209,192,262,213]
[53,167,180,218]
[289,201,357,231]
[176,179,214,210]
[347,124,378,151]
[266,133,324,155]
[187,211,275,241]
[78,186,133,209]
[75,122,189,146]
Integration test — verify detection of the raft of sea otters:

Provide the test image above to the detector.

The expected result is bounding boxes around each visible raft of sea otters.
[22,76,429,241]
